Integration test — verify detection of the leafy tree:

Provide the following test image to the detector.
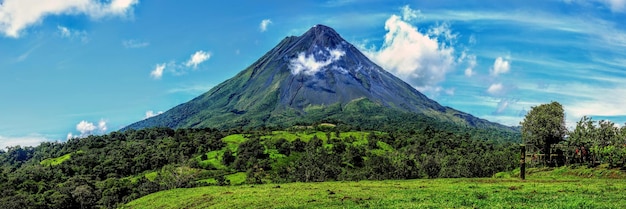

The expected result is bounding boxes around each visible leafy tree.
[71,185,97,209]
[568,116,595,150]
[422,155,441,178]
[222,149,235,167]
[520,101,567,165]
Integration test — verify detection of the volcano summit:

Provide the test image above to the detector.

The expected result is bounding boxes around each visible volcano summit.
[124,25,509,130]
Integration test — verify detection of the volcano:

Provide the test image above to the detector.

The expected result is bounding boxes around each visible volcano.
[124,25,509,131]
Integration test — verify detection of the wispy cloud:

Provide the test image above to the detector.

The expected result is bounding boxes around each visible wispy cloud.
[259,19,272,32]
[323,0,356,7]
[0,134,51,150]
[400,5,421,21]
[167,84,215,95]
[57,25,89,43]
[122,39,149,48]
[424,10,626,53]
[185,50,211,69]
[464,54,477,77]
[564,0,626,13]
[0,0,139,38]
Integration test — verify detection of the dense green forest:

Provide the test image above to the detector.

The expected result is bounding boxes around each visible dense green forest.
[0,115,520,209]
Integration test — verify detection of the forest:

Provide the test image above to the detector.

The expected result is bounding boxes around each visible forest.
[0,116,520,209]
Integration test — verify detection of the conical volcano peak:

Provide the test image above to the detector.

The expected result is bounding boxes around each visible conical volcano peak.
[306,24,340,37]
[298,24,346,48]
[123,24,513,133]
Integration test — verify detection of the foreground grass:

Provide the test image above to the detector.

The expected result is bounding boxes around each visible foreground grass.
[123,174,626,208]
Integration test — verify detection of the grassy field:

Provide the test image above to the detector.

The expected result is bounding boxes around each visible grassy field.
[123,166,626,209]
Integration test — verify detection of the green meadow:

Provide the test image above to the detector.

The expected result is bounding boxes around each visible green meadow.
[123,166,626,209]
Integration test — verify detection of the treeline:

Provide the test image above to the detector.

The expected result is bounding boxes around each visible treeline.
[235,130,518,184]
[0,123,519,208]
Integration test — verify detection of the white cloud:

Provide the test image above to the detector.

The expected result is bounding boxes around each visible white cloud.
[490,57,510,76]
[57,25,88,42]
[151,50,212,79]
[487,83,504,95]
[289,48,345,76]
[150,63,166,79]
[0,0,138,38]
[68,119,108,139]
[185,50,211,69]
[144,110,163,119]
[122,39,149,48]
[427,22,457,44]
[0,134,51,149]
[76,120,96,135]
[98,119,107,133]
[259,19,272,32]
[400,5,421,21]
[362,8,455,92]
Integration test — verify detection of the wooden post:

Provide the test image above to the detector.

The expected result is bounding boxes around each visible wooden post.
[520,144,526,180]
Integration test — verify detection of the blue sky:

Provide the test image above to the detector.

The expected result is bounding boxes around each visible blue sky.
[2,0,626,148]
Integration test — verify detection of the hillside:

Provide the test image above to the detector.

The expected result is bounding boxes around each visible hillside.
[0,124,519,208]
[123,25,513,132]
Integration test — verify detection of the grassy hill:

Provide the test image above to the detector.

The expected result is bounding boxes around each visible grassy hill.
[1,124,520,208]
[123,166,626,209]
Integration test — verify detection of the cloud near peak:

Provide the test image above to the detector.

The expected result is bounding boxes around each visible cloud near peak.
[144,110,163,119]
[0,0,139,38]
[362,5,456,93]
[289,48,346,76]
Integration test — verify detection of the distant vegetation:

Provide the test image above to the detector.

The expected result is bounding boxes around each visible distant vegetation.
[0,116,519,208]
[2,101,624,208]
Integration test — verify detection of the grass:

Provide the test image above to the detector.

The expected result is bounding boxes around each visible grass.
[197,172,247,186]
[40,150,84,166]
[124,167,626,209]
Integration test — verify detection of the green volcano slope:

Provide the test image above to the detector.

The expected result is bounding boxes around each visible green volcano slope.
[123,25,515,133]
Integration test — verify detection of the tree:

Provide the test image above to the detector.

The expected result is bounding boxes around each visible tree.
[520,101,567,166]
[569,116,595,150]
